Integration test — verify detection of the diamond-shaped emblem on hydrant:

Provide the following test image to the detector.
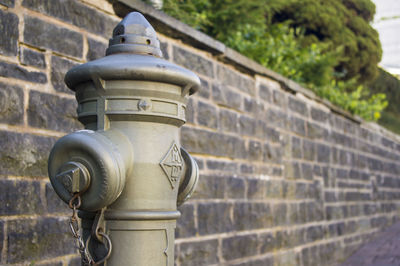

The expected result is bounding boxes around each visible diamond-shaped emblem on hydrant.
[160,142,184,188]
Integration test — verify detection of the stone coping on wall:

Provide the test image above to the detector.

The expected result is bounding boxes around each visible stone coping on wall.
[112,0,400,143]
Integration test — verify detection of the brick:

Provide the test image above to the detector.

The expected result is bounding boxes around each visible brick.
[317,144,330,163]
[259,232,275,253]
[288,203,300,224]
[288,97,307,116]
[254,119,267,138]
[265,126,281,143]
[24,16,83,58]
[285,230,306,247]
[307,202,323,222]
[0,179,44,215]
[239,115,256,136]
[325,191,337,202]
[219,109,238,133]
[298,203,307,224]
[243,97,256,114]
[259,84,271,102]
[22,0,117,37]
[382,137,396,149]
[307,121,327,139]
[272,203,287,225]
[291,136,302,159]
[217,65,255,95]
[266,180,285,198]
[271,166,283,176]
[371,216,388,228]
[263,143,282,163]
[176,204,196,238]
[212,83,242,110]
[86,38,107,61]
[247,179,265,199]
[51,56,79,94]
[311,107,329,123]
[313,165,328,178]
[303,140,316,161]
[326,206,343,220]
[160,41,169,60]
[336,168,348,179]
[305,225,324,243]
[273,90,286,107]
[0,131,56,177]
[20,47,46,69]
[295,182,307,199]
[192,175,225,199]
[266,108,287,128]
[340,150,355,166]
[345,192,371,201]
[226,177,245,199]
[7,217,75,263]
[328,222,345,237]
[177,239,219,265]
[198,202,233,235]
[234,202,272,230]
[0,10,18,56]
[232,257,274,266]
[197,101,218,128]
[240,77,256,96]
[284,161,301,179]
[181,127,246,159]
[198,77,210,98]
[186,98,194,123]
[28,91,82,132]
[331,131,353,147]
[248,140,262,161]
[206,160,237,172]
[173,46,214,78]
[45,183,69,214]
[0,82,24,125]
[273,250,299,266]
[367,157,383,171]
[240,163,254,174]
[222,234,258,261]
[309,181,321,199]
[0,61,47,83]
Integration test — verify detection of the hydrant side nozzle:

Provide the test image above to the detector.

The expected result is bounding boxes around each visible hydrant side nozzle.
[177,148,199,206]
[48,129,133,211]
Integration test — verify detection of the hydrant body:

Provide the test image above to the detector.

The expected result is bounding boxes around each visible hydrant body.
[48,12,200,265]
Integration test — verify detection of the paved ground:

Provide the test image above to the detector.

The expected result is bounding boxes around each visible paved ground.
[340,221,400,266]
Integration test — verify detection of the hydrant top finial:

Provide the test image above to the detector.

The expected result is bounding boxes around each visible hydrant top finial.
[106,12,162,58]
[65,12,200,95]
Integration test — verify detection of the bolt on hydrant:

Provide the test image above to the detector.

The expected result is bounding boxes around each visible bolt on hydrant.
[48,12,200,265]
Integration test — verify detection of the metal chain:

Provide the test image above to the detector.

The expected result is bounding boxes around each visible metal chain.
[69,194,95,265]
[68,194,113,266]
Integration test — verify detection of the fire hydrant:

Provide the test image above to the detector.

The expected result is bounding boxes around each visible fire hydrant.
[48,12,200,265]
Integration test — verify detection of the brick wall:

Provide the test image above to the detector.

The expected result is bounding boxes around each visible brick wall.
[1,0,400,265]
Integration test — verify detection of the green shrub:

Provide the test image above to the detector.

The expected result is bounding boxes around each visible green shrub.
[160,0,388,121]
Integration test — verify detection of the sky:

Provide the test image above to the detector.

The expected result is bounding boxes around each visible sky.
[372,0,400,75]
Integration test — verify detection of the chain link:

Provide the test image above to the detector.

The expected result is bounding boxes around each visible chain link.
[69,194,95,265]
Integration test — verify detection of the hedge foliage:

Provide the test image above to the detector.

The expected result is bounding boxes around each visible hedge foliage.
[162,0,388,121]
